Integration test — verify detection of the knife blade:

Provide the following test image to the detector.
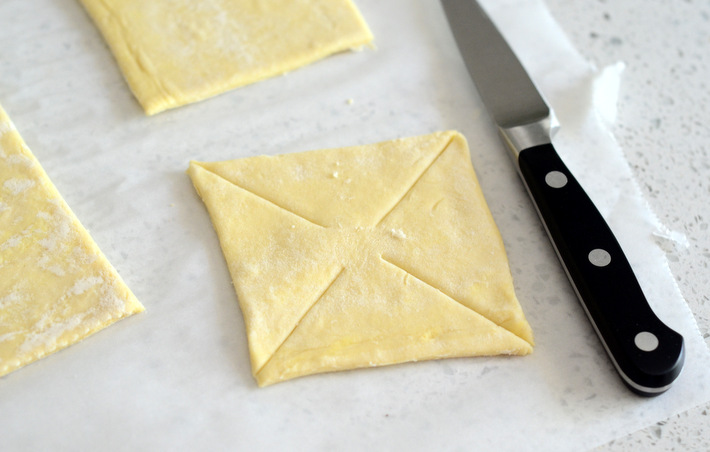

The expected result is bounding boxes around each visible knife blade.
[441,0,684,396]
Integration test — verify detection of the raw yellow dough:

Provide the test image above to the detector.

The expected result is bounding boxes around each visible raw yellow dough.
[189,131,533,386]
[79,0,373,115]
[0,105,144,378]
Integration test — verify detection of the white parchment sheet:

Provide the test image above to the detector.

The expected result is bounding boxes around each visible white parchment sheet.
[1,0,709,450]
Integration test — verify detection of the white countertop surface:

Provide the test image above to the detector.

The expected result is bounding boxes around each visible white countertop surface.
[544,1,710,449]
[1,0,708,450]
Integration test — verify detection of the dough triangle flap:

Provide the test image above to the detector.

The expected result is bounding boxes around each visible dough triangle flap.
[192,131,457,227]
[188,163,346,372]
[256,256,532,386]
[377,133,534,344]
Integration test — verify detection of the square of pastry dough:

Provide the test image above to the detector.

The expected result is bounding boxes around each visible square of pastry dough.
[188,131,534,386]
[79,0,373,115]
[0,105,144,378]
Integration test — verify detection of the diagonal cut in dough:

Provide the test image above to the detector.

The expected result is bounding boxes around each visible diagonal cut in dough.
[188,131,533,386]
[0,105,144,378]
[78,0,373,115]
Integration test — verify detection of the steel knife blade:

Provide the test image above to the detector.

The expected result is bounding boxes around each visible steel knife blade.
[441,0,684,396]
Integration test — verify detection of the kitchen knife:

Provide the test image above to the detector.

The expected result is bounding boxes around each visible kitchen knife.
[441,0,684,396]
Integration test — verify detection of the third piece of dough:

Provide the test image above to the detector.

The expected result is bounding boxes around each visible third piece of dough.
[0,105,144,378]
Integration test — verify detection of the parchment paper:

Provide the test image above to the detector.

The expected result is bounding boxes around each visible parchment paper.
[1,0,709,450]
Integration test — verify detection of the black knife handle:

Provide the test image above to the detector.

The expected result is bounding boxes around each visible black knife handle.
[517,143,684,396]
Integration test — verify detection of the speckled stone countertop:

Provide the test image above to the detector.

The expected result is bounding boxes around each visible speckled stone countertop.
[544,0,710,450]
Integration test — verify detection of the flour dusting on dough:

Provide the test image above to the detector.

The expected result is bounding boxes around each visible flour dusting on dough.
[37,206,74,252]
[0,291,23,310]
[5,153,34,167]
[68,276,105,297]
[18,313,86,355]
[3,178,35,195]
[0,230,28,252]
[0,120,14,138]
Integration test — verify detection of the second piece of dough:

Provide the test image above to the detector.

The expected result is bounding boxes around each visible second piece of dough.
[79,0,373,115]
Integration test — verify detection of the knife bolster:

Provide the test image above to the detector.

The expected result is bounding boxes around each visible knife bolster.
[498,113,559,160]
